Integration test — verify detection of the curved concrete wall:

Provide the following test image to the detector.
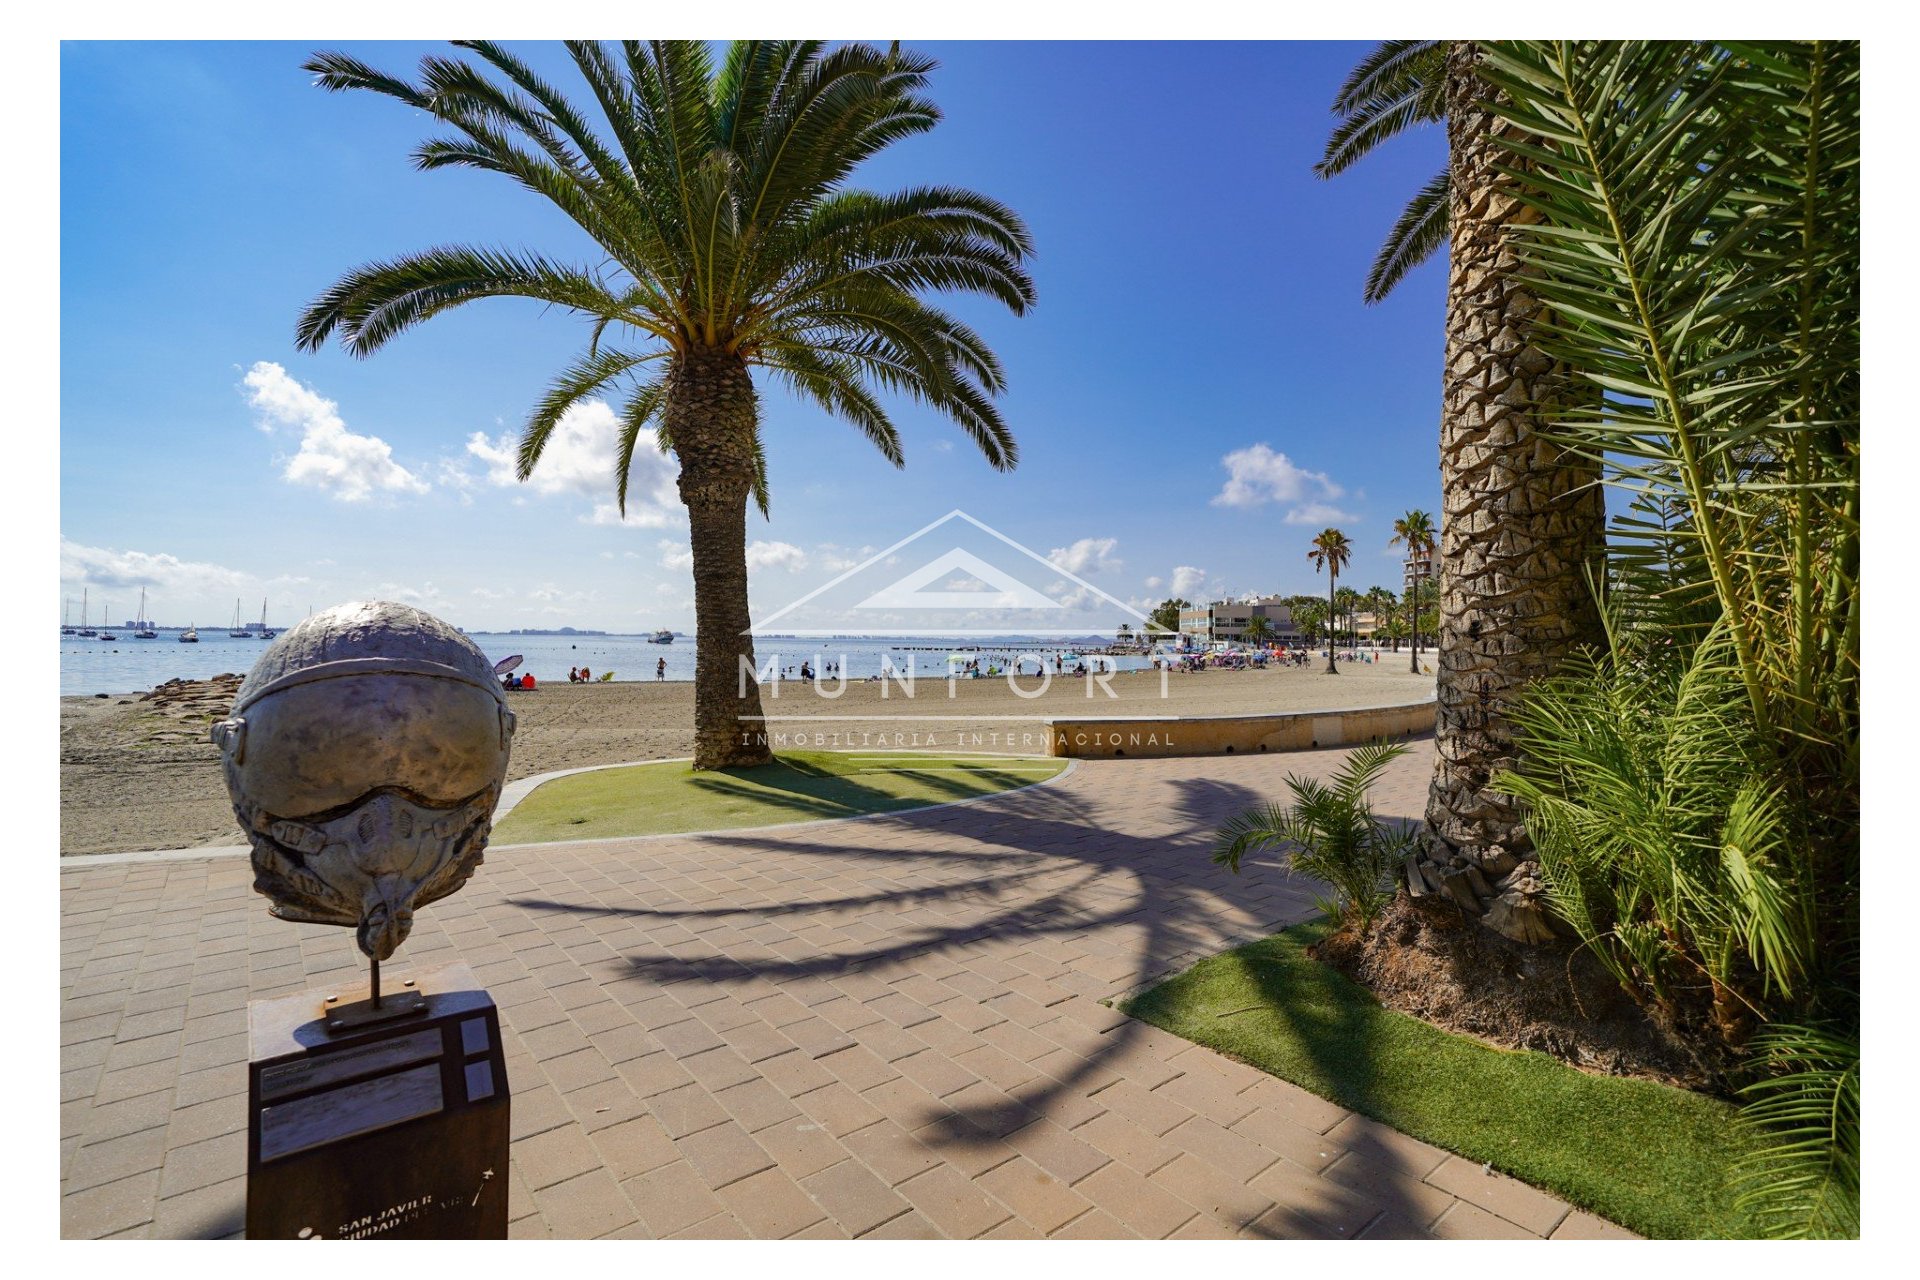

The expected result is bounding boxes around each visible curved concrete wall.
[1044,696,1435,759]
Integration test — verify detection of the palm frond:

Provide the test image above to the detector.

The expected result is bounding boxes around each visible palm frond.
[1364,168,1448,304]
[1733,1023,1859,1238]
[519,347,661,481]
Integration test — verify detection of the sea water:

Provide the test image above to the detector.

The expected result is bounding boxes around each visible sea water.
[58,631,1149,698]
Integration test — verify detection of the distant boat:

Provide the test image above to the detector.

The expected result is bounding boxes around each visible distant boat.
[648,629,674,644]
[62,597,75,635]
[99,602,117,641]
[134,588,157,638]
[228,598,249,638]
[78,587,97,638]
[180,624,199,643]
[255,597,275,639]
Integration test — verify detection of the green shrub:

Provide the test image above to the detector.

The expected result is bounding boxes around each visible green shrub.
[1211,739,1413,928]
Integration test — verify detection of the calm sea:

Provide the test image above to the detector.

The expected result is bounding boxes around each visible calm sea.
[58,631,1149,698]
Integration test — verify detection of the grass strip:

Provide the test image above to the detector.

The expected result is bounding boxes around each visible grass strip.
[1121,921,1751,1238]
[493,750,1066,844]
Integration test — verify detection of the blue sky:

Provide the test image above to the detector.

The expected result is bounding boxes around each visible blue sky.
[59,40,1449,633]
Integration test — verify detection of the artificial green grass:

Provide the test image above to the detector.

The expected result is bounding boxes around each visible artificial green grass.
[492,750,1067,845]
[1121,921,1752,1239]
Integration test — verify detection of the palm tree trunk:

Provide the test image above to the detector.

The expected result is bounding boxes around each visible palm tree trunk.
[1408,585,1420,674]
[667,345,775,770]
[1325,574,1339,674]
[1412,42,1606,942]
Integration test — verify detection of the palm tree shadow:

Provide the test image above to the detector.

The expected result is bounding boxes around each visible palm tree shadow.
[682,755,1054,821]
[1204,941,1454,1239]
[505,756,1428,1224]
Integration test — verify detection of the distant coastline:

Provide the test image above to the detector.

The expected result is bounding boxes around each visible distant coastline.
[490,627,611,636]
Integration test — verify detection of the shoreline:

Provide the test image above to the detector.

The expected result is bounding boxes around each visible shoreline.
[59,661,1434,857]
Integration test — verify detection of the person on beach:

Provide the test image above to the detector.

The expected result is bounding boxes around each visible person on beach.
[580,666,590,682]
[568,666,579,683]
[656,657,666,681]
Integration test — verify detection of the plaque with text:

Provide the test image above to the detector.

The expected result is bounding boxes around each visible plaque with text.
[245,961,510,1239]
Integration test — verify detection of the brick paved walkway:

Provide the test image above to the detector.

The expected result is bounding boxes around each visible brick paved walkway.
[60,737,1631,1240]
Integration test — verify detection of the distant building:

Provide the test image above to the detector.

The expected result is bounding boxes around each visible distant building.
[1178,596,1300,646]
[1403,548,1436,599]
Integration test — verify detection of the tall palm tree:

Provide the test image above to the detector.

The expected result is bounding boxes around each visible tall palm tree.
[1307,529,1352,675]
[1321,44,1606,939]
[1334,585,1361,646]
[1390,509,1436,674]
[1365,585,1396,647]
[1242,614,1274,647]
[295,40,1035,770]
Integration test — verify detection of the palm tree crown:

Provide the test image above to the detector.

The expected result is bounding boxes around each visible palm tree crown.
[1391,508,1437,672]
[293,41,1037,770]
[296,40,1036,513]
[1315,40,1447,303]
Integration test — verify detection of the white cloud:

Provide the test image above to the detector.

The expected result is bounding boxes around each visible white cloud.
[816,543,877,573]
[61,538,248,601]
[1170,565,1209,598]
[373,581,447,609]
[1047,536,1121,575]
[1143,575,1164,591]
[464,400,680,528]
[243,362,429,502]
[1282,501,1360,527]
[1211,443,1351,527]
[746,540,808,572]
[658,540,694,573]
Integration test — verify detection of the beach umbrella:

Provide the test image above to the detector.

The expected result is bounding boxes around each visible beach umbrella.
[492,654,524,675]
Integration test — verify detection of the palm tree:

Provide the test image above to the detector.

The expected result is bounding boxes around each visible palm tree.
[1390,509,1437,674]
[1321,45,1605,937]
[1307,529,1352,675]
[1333,585,1361,647]
[1242,614,1274,647]
[1365,585,1396,648]
[295,41,1035,770]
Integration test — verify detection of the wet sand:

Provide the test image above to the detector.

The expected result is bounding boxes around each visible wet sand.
[59,658,1433,856]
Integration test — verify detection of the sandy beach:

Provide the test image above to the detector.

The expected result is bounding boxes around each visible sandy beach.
[59,658,1433,856]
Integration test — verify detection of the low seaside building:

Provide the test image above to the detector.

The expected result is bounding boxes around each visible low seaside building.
[1178,596,1301,647]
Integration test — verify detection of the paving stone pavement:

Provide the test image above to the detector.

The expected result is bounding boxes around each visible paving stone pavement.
[59,736,1635,1240]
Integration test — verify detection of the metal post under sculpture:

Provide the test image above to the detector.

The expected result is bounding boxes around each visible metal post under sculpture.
[213,600,515,1024]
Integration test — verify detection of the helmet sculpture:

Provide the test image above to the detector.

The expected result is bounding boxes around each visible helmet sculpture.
[211,601,515,961]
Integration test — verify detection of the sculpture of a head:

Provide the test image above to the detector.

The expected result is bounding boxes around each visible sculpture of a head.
[211,601,515,961]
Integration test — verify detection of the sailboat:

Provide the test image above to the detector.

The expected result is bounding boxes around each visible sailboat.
[77,587,97,637]
[179,622,199,643]
[256,597,275,639]
[62,597,75,635]
[228,598,249,638]
[99,603,117,641]
[134,588,157,638]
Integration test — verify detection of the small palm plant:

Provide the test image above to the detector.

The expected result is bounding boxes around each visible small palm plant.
[1212,740,1414,929]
